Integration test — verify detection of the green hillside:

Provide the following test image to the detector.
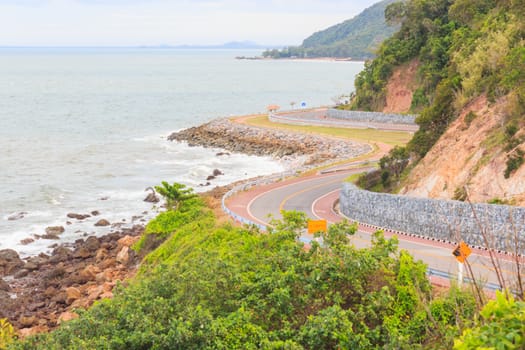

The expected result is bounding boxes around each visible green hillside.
[352,0,525,192]
[262,0,399,60]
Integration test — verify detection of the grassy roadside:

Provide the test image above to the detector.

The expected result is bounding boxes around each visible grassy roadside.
[236,114,412,146]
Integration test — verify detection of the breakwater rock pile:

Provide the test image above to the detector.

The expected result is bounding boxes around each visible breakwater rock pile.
[168,118,372,167]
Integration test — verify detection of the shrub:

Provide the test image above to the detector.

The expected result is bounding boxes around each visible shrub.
[504,149,524,178]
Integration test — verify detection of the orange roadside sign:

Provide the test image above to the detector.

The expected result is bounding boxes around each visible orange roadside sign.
[452,241,472,263]
[308,219,327,234]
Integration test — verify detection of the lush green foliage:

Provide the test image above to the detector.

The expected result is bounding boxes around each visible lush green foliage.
[358,145,409,191]
[154,181,197,211]
[133,195,208,252]
[454,291,525,349]
[351,0,525,167]
[262,0,398,59]
[12,202,477,349]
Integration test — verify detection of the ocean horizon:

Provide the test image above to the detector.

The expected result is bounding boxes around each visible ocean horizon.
[0,47,364,255]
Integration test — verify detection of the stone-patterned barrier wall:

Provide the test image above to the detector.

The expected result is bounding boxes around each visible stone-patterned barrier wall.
[327,109,417,125]
[340,183,525,253]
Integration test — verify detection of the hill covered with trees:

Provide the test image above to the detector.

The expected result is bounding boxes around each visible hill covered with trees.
[351,0,525,205]
[262,0,399,60]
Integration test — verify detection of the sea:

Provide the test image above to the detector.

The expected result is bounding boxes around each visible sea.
[0,47,364,255]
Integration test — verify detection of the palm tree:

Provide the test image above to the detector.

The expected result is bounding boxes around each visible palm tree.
[154,181,197,211]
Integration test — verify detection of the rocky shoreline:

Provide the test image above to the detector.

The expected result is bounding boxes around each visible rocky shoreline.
[0,225,146,336]
[169,118,372,168]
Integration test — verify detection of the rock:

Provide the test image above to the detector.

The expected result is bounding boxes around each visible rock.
[212,169,224,176]
[44,286,58,298]
[94,219,110,227]
[206,175,215,181]
[27,302,45,312]
[143,192,159,203]
[65,287,81,305]
[51,291,67,305]
[58,311,78,324]
[86,285,104,303]
[99,258,117,270]
[73,247,92,259]
[95,248,108,262]
[8,212,27,221]
[91,210,100,216]
[0,278,10,292]
[23,262,38,271]
[50,247,71,263]
[84,236,101,252]
[67,213,91,220]
[14,269,29,278]
[20,238,35,245]
[117,235,139,248]
[18,325,49,338]
[46,266,66,280]
[79,265,99,282]
[100,291,113,299]
[19,316,37,328]
[215,152,230,156]
[45,226,65,235]
[41,234,60,240]
[0,249,24,276]
[116,246,130,265]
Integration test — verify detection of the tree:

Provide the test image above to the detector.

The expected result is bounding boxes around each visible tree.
[454,291,525,349]
[154,181,197,211]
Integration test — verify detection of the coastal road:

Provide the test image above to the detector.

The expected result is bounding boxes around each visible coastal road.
[226,169,520,292]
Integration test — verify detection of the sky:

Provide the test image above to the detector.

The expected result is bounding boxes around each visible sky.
[0,0,379,46]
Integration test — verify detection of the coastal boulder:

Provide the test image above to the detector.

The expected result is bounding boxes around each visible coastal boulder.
[20,238,35,245]
[0,278,10,292]
[116,246,130,265]
[143,187,159,203]
[143,192,159,203]
[94,219,110,227]
[45,226,65,236]
[7,212,27,221]
[58,311,78,324]
[67,213,91,220]
[65,287,81,305]
[84,236,101,251]
[0,249,24,276]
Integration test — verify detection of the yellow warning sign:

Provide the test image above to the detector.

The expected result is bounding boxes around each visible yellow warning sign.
[308,220,327,234]
[452,241,472,263]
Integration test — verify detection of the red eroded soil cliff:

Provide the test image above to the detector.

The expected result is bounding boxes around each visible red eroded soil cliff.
[400,95,525,206]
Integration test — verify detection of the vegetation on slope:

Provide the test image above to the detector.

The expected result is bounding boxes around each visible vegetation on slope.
[9,184,485,349]
[262,0,399,60]
[352,0,525,191]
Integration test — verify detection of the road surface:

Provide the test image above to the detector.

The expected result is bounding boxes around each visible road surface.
[226,168,521,292]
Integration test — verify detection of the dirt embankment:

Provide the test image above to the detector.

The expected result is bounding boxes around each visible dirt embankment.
[383,59,419,114]
[401,95,525,205]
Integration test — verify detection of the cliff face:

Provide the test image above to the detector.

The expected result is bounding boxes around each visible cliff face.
[400,95,525,206]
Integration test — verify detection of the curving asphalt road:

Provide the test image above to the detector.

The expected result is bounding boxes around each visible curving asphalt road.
[224,111,522,293]
[226,168,522,292]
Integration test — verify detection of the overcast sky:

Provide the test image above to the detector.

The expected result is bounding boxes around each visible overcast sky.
[0,0,379,46]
